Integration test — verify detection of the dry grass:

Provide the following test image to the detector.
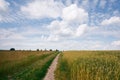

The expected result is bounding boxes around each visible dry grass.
[0,50,49,64]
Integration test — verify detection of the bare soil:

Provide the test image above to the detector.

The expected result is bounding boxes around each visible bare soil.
[44,53,60,80]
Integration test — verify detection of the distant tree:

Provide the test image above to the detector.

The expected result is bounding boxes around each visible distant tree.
[10,48,15,51]
[37,49,39,51]
[50,49,52,51]
[56,49,59,52]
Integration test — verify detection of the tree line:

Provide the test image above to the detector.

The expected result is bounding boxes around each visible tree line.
[10,48,59,52]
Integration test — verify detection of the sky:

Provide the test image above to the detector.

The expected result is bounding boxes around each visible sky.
[0,0,120,50]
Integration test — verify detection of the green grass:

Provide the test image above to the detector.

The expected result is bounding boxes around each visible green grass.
[55,51,120,80]
[0,50,59,80]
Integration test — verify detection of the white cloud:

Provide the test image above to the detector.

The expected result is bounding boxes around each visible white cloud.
[111,40,120,46]
[47,20,73,41]
[0,0,10,11]
[0,26,49,40]
[47,20,89,41]
[55,40,107,50]
[0,0,11,22]
[83,24,120,39]
[0,0,17,23]
[101,16,120,26]
[21,0,64,19]
[75,24,88,37]
[0,28,25,39]
[46,4,89,41]
[62,4,88,23]
[47,35,59,41]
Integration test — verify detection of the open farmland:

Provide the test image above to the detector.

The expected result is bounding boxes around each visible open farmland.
[0,50,58,80]
[55,51,120,80]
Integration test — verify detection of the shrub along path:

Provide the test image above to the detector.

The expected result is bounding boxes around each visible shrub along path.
[44,53,60,80]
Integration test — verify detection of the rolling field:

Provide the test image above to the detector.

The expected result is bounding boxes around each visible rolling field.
[55,51,120,80]
[0,50,58,80]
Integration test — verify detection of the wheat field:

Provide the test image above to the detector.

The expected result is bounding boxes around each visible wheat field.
[55,51,120,80]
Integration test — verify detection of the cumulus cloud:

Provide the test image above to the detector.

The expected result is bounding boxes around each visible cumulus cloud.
[101,16,120,26]
[21,0,64,19]
[46,4,89,41]
[75,24,88,37]
[47,21,89,41]
[62,4,88,23]
[47,20,73,41]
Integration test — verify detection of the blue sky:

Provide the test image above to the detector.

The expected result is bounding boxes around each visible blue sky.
[0,0,120,50]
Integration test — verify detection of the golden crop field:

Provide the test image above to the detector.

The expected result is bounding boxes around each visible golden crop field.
[0,50,58,80]
[55,51,120,80]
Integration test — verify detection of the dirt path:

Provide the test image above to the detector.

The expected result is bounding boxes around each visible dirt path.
[44,53,60,80]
